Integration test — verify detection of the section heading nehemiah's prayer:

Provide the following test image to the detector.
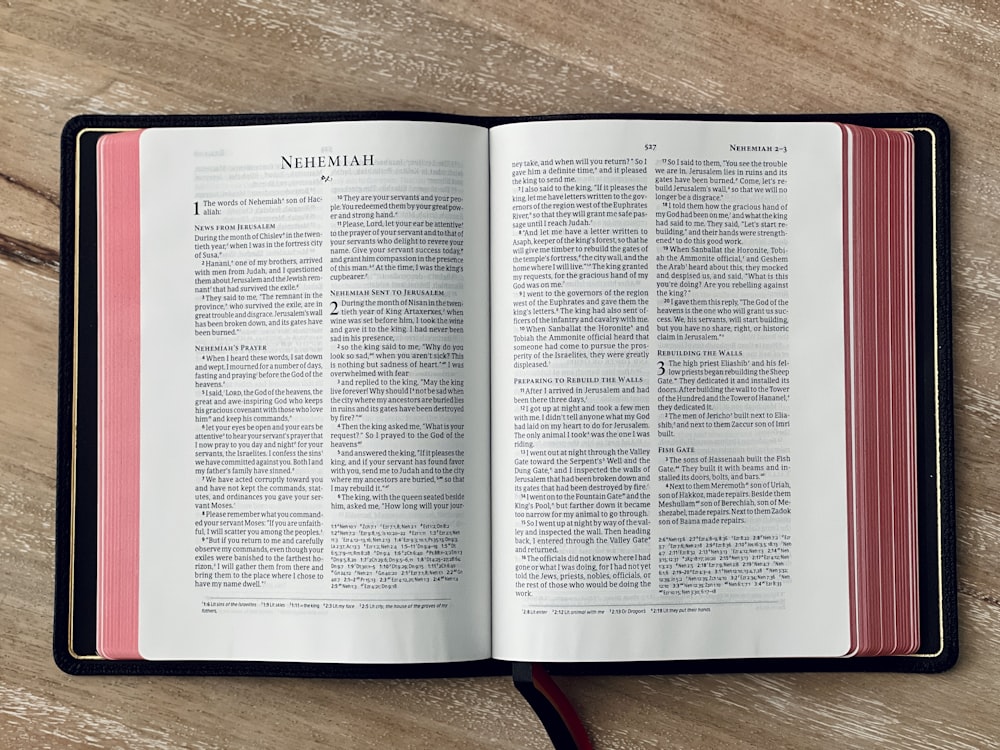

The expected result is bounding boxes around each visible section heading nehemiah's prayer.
[280,154,375,168]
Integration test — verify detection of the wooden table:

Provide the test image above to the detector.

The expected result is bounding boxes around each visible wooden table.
[2,1,998,747]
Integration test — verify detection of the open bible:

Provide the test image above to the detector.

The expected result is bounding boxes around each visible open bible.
[55,112,956,675]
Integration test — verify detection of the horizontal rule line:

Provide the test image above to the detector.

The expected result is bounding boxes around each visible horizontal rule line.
[202,597,451,602]
[523,600,783,607]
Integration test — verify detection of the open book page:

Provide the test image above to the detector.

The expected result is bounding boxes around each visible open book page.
[489,119,852,661]
[136,120,491,662]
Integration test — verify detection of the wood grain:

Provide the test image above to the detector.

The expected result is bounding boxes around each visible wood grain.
[2,0,999,747]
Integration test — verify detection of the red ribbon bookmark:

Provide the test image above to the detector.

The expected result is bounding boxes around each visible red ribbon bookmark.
[513,663,593,750]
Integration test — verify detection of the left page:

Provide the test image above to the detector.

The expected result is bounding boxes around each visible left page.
[135,120,491,662]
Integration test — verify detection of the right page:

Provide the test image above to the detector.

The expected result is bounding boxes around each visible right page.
[490,119,852,662]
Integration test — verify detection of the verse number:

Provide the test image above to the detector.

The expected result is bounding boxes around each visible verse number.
[644,144,657,151]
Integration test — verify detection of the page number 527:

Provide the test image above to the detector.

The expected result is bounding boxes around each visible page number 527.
[644,144,657,151]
